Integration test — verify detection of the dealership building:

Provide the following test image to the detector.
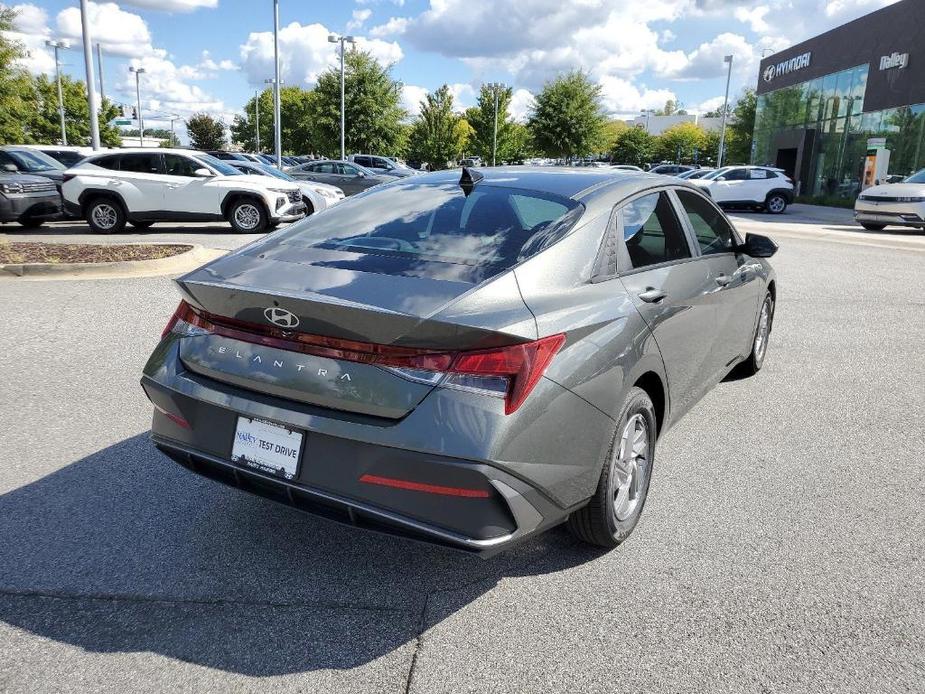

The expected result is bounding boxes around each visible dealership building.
[752,0,925,201]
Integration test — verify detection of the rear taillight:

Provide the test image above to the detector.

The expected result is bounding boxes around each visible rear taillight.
[159,300,565,414]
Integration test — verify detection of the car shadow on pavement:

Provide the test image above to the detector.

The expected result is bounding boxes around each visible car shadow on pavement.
[4,222,240,236]
[0,433,605,676]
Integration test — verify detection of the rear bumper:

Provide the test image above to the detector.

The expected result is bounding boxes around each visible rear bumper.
[140,336,614,555]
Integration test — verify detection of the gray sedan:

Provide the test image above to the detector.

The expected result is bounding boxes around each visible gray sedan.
[286,159,392,195]
[142,167,777,556]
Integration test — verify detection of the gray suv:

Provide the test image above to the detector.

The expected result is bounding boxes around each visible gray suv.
[0,172,62,227]
[286,159,392,196]
[348,154,418,178]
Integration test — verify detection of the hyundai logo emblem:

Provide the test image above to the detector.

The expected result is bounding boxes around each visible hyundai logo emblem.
[763,65,776,83]
[264,307,300,328]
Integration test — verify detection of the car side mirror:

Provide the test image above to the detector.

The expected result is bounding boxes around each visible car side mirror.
[2,163,18,172]
[193,168,213,177]
[740,232,778,258]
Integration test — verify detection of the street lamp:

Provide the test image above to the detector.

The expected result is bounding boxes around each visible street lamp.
[79,0,100,150]
[641,109,651,134]
[328,33,356,161]
[486,82,506,166]
[169,114,181,147]
[717,54,734,168]
[254,90,261,154]
[129,66,146,147]
[45,40,70,145]
[272,0,282,167]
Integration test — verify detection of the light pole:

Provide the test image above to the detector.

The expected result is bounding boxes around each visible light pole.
[272,0,282,167]
[328,34,356,161]
[641,109,651,134]
[169,114,180,147]
[254,90,261,153]
[45,40,70,145]
[96,43,105,105]
[129,66,146,146]
[486,82,505,166]
[717,54,734,168]
[79,0,100,149]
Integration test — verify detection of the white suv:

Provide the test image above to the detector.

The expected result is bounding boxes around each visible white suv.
[691,165,794,214]
[62,148,305,233]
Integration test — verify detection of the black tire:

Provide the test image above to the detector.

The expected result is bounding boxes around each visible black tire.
[567,387,657,549]
[85,197,126,234]
[860,222,886,231]
[16,218,44,228]
[765,193,788,214]
[227,197,268,233]
[738,291,774,376]
[130,220,154,229]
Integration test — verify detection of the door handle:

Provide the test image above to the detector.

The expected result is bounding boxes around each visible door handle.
[638,288,667,303]
[715,274,732,287]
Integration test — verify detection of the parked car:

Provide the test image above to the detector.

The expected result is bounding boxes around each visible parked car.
[141,166,778,556]
[0,171,62,227]
[854,168,925,230]
[348,154,419,178]
[691,165,794,214]
[18,144,97,167]
[227,160,345,213]
[649,164,694,176]
[0,145,67,189]
[62,148,305,234]
[205,150,250,162]
[286,159,392,196]
[460,157,482,167]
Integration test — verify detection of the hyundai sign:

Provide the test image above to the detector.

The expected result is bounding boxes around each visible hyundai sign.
[763,52,812,83]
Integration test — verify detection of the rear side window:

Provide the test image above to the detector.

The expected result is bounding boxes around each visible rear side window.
[119,153,159,174]
[275,182,583,283]
[676,190,736,256]
[621,192,691,269]
[748,169,770,179]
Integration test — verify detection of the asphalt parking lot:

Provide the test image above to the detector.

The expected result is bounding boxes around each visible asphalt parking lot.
[1,208,923,693]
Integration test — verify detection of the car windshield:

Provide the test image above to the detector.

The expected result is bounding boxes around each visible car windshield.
[274,180,584,283]
[701,167,732,180]
[904,169,925,184]
[193,153,241,175]
[9,148,66,172]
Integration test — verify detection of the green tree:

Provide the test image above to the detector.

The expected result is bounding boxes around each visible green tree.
[186,112,226,150]
[655,122,708,163]
[233,86,317,154]
[654,99,687,116]
[26,74,121,146]
[407,85,466,169]
[0,7,33,144]
[528,71,605,161]
[611,126,655,166]
[307,50,406,157]
[597,119,629,157]
[726,88,757,164]
[465,84,526,164]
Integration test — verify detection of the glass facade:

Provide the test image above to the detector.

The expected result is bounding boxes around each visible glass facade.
[752,63,925,201]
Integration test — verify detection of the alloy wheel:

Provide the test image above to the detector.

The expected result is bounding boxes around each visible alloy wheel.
[610,413,649,521]
[768,196,786,213]
[91,203,117,230]
[754,298,771,364]
[234,203,260,230]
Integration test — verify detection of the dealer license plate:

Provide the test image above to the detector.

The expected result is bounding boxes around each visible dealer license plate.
[231,416,303,480]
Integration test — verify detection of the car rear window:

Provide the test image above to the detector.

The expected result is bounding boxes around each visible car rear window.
[274,181,584,282]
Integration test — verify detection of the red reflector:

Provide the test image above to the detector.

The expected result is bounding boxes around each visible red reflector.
[152,403,190,429]
[359,474,491,498]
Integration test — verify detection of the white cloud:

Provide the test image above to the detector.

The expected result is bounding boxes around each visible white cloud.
[4,4,54,74]
[118,0,218,11]
[663,32,756,81]
[57,2,158,58]
[121,54,227,114]
[347,8,372,31]
[239,21,403,87]
[694,95,727,114]
[824,0,900,19]
[598,75,677,117]
[401,84,429,117]
[369,16,409,37]
[734,5,770,32]
[448,82,476,111]
[508,88,534,123]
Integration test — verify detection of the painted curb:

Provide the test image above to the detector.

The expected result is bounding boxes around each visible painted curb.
[0,243,226,280]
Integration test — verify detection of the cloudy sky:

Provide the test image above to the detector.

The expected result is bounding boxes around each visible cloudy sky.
[2,0,903,137]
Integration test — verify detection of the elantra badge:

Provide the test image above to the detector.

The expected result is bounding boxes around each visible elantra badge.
[264,307,299,328]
